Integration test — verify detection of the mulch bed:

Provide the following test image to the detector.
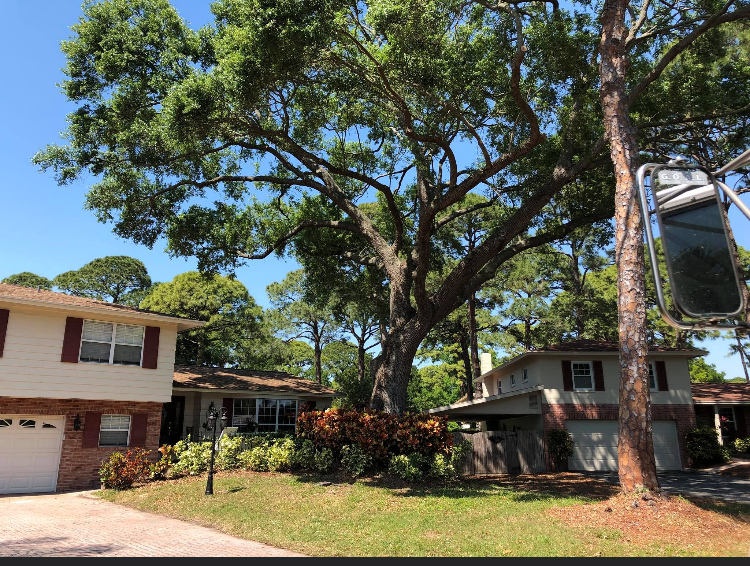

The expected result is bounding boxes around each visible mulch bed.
[719,463,750,479]
[549,490,750,555]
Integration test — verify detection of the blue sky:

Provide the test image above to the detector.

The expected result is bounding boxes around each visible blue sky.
[1,0,748,378]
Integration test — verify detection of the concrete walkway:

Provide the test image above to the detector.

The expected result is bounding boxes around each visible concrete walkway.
[0,491,306,557]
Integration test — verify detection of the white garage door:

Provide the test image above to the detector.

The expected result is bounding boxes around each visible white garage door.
[0,415,65,494]
[566,420,681,472]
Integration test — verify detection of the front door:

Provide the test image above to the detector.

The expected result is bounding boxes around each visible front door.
[159,396,185,446]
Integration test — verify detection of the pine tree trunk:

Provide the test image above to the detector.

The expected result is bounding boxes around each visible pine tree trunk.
[600,0,659,492]
[314,339,323,384]
[467,293,479,399]
[459,332,474,400]
[357,338,367,383]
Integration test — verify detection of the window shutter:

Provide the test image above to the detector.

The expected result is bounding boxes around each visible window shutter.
[82,412,101,448]
[223,398,234,425]
[141,326,160,369]
[130,414,148,447]
[61,317,84,363]
[593,360,605,391]
[562,360,573,391]
[655,360,669,391]
[0,309,9,357]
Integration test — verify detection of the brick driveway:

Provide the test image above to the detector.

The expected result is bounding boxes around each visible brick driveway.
[0,491,305,557]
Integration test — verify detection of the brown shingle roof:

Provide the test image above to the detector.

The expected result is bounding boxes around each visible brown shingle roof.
[691,382,750,404]
[0,283,201,327]
[173,365,337,396]
[533,339,703,353]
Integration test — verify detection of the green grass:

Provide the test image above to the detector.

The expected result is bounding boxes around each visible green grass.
[97,472,748,557]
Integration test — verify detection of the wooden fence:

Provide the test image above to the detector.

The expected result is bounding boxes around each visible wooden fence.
[453,430,547,475]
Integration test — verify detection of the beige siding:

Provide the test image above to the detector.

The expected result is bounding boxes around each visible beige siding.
[0,306,178,403]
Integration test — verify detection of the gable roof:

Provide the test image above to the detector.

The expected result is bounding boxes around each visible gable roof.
[475,339,707,382]
[0,283,203,331]
[691,382,750,404]
[173,365,337,397]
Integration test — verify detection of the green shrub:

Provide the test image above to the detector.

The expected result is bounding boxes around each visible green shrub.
[291,438,317,469]
[450,440,472,470]
[389,453,428,481]
[686,426,730,467]
[314,447,335,472]
[172,441,212,476]
[428,440,472,480]
[268,438,295,472]
[100,448,151,489]
[341,444,372,477]
[547,429,574,472]
[733,437,750,454]
[216,436,243,471]
[239,445,269,472]
[149,445,174,480]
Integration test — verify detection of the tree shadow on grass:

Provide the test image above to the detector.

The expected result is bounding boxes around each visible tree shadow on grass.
[290,471,617,502]
[684,497,750,522]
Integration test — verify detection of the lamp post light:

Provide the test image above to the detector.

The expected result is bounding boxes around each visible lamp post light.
[205,401,228,496]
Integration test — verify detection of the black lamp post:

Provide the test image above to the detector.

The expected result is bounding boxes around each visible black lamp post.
[205,401,228,496]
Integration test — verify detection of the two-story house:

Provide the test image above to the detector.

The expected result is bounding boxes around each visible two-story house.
[0,284,203,494]
[428,339,703,471]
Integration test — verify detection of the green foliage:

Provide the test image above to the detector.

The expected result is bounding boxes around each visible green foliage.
[388,453,429,482]
[686,427,730,468]
[291,438,317,469]
[216,436,244,471]
[267,438,296,472]
[547,429,575,472]
[689,358,727,384]
[732,437,750,454]
[139,271,274,367]
[172,440,212,476]
[149,445,174,480]
[314,447,335,473]
[1,272,52,290]
[239,446,269,472]
[407,364,462,413]
[340,444,372,477]
[324,341,374,408]
[53,256,151,304]
[99,448,151,489]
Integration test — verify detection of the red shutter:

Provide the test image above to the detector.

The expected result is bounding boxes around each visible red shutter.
[223,398,234,425]
[82,412,101,448]
[593,360,605,391]
[0,309,9,357]
[130,413,148,447]
[61,317,84,363]
[655,360,669,391]
[562,360,573,391]
[141,326,160,369]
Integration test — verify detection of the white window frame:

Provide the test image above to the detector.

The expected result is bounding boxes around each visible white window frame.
[79,320,145,367]
[510,374,516,388]
[648,363,658,392]
[522,368,529,383]
[571,361,595,392]
[232,398,299,432]
[719,407,736,432]
[99,414,131,447]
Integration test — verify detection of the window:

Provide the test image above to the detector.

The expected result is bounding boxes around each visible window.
[510,374,516,388]
[80,320,144,366]
[648,363,658,391]
[572,362,594,391]
[233,398,256,427]
[277,400,297,431]
[496,379,502,395]
[257,399,278,432]
[529,394,539,409]
[719,408,736,433]
[99,415,131,447]
[522,368,528,383]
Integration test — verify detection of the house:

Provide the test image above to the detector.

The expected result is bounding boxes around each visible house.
[162,366,336,443]
[428,339,704,472]
[691,382,750,445]
[0,284,203,494]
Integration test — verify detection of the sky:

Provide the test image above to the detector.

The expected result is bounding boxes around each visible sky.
[1,0,748,378]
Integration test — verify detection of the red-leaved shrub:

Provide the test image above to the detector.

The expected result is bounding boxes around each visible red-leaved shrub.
[296,409,452,461]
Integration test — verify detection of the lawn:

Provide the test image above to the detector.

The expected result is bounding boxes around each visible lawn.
[98,471,750,557]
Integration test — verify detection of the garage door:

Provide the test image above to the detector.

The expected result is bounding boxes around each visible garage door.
[0,415,65,494]
[566,420,681,472]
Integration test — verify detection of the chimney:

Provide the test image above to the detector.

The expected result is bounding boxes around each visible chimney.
[480,352,493,375]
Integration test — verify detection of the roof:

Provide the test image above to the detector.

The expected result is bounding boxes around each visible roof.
[427,385,545,419]
[0,283,203,332]
[172,365,337,396]
[475,339,707,383]
[691,382,750,404]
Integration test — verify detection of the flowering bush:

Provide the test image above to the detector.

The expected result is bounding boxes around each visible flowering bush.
[296,409,452,461]
[100,448,151,489]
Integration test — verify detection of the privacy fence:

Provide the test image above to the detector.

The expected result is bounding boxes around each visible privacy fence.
[453,430,547,475]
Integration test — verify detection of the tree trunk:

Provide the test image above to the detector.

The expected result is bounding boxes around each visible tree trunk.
[313,330,323,384]
[570,248,585,338]
[524,318,532,351]
[357,337,367,383]
[467,293,479,399]
[369,330,422,413]
[459,332,473,401]
[736,331,750,383]
[600,0,659,492]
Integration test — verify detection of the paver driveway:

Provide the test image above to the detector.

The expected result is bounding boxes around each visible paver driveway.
[0,491,305,557]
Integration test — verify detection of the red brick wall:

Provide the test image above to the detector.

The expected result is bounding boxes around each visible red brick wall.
[0,396,161,492]
[542,403,696,469]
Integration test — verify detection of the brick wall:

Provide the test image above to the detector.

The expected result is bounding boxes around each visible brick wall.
[0,396,161,492]
[542,403,696,469]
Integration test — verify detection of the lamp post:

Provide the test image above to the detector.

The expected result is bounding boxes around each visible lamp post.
[205,401,228,496]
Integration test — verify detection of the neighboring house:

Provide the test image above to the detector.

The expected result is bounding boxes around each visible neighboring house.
[0,284,203,494]
[428,339,704,472]
[162,366,336,444]
[691,383,750,445]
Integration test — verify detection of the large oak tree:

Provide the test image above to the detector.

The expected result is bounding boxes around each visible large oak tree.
[35,0,749,413]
